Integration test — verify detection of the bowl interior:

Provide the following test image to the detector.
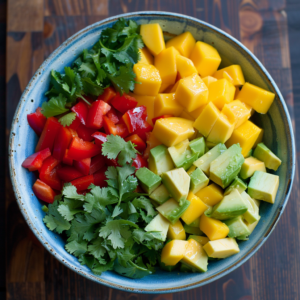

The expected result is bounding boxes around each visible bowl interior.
[9,12,295,293]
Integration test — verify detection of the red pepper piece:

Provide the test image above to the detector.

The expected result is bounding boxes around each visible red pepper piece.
[71,100,89,125]
[90,154,106,174]
[152,114,174,125]
[68,116,81,131]
[104,157,119,167]
[27,107,47,136]
[71,175,94,191]
[22,148,51,171]
[77,123,96,142]
[57,166,83,182]
[110,93,138,114]
[35,117,62,152]
[125,134,146,153]
[63,149,73,166]
[103,116,118,135]
[106,107,119,124]
[92,132,108,147]
[93,167,108,187]
[122,106,147,133]
[134,120,153,142]
[68,137,102,160]
[116,123,129,138]
[53,127,73,161]
[98,87,117,103]
[32,179,56,203]
[132,154,148,171]
[86,100,111,129]
[74,157,91,176]
[39,156,62,190]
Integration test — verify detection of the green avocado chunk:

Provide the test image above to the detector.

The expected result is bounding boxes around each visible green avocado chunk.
[253,143,282,171]
[149,145,174,175]
[189,167,209,193]
[144,213,170,241]
[224,177,247,195]
[189,137,206,157]
[224,216,251,238]
[183,224,203,235]
[136,167,161,194]
[240,191,260,224]
[237,216,261,240]
[245,149,253,158]
[188,217,200,228]
[149,184,170,205]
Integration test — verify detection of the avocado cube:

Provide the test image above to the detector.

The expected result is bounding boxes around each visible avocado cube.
[189,168,209,193]
[189,137,206,157]
[136,167,161,194]
[237,216,261,240]
[253,143,282,171]
[224,177,247,195]
[188,235,209,246]
[224,216,251,238]
[183,223,203,235]
[157,198,190,224]
[149,184,170,205]
[193,143,227,174]
[240,191,260,224]
[248,171,279,203]
[149,145,174,175]
[209,189,248,220]
[159,259,178,272]
[161,168,190,205]
[180,263,194,272]
[189,217,200,228]
[144,213,170,241]
[239,156,266,180]
[205,140,218,149]
[210,144,244,188]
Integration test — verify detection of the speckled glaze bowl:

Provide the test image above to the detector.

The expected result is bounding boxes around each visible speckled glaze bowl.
[9,11,295,293]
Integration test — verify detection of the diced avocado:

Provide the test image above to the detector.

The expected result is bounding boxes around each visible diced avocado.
[159,259,178,272]
[205,140,218,149]
[180,263,195,272]
[210,144,244,188]
[245,149,253,158]
[150,199,159,208]
[248,171,279,203]
[208,189,248,220]
[157,198,190,224]
[183,223,203,235]
[224,216,251,238]
[189,167,209,193]
[144,213,170,241]
[253,143,282,171]
[193,143,227,174]
[149,145,174,175]
[161,168,190,205]
[240,191,260,224]
[189,217,200,227]
[187,165,197,175]
[239,157,266,180]
[188,235,209,246]
[189,137,206,157]
[136,167,161,194]
[149,184,170,205]
[237,216,261,240]
[224,177,247,195]
[203,238,240,258]
[205,145,209,153]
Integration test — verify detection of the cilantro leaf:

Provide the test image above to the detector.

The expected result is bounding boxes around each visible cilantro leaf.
[113,258,152,279]
[88,237,107,259]
[81,77,104,96]
[92,260,114,275]
[65,240,88,257]
[117,164,138,203]
[58,112,76,126]
[41,94,69,117]
[79,62,97,77]
[63,183,85,200]
[57,198,83,221]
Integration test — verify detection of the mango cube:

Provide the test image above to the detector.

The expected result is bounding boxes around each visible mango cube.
[176,55,198,78]
[213,65,245,86]
[181,192,208,225]
[208,79,236,110]
[175,73,208,112]
[179,110,195,121]
[202,76,217,87]
[253,128,264,148]
[155,93,183,117]
[190,41,221,77]
[203,238,240,258]
[226,120,262,157]
[238,82,275,114]
[188,235,209,246]
[133,63,162,96]
[189,105,206,120]
[138,47,154,65]
[153,117,195,147]
[195,183,223,206]
[161,240,188,266]
[140,23,165,56]
[168,81,180,93]
[200,214,229,241]
[159,83,171,93]
[240,156,266,180]
[167,220,186,240]
[166,31,196,57]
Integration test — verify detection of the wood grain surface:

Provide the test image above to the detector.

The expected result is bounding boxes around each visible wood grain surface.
[4,0,300,299]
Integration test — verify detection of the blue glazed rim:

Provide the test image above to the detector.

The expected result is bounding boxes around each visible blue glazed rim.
[9,11,296,293]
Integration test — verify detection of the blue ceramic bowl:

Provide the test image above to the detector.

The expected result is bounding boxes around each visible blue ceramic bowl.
[9,11,295,293]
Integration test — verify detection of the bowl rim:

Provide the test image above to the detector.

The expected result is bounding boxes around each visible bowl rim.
[9,11,296,294]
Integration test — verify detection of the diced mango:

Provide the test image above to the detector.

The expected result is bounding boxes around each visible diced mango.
[169,81,180,93]
[253,128,264,148]
[202,76,217,87]
[175,73,208,112]
[195,183,223,206]
[188,235,209,246]
[190,41,221,77]
[133,63,162,96]
[238,82,275,114]
[200,214,229,241]
[193,102,220,137]
[203,238,239,258]
[213,65,245,86]
[155,47,178,86]
[181,192,208,225]
[159,83,171,93]
[179,110,195,121]
[208,79,236,110]
[234,86,240,99]
[240,156,266,179]
[166,31,196,57]
[140,23,165,56]
[167,220,186,240]
[176,55,198,78]
[161,240,188,266]
[138,47,154,65]
[189,105,206,120]
[146,132,162,150]
[155,93,183,117]
[153,117,195,147]
[226,120,262,157]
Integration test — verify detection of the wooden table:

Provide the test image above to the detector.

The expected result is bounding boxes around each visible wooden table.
[4,0,300,299]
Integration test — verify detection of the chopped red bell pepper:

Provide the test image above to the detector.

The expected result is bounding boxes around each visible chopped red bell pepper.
[27,107,47,136]
[71,175,94,191]
[93,167,108,187]
[71,100,89,125]
[63,149,73,166]
[132,154,148,171]
[35,117,62,152]
[116,123,129,138]
[110,93,138,114]
[77,123,96,142]
[57,166,83,182]
[68,137,102,160]
[103,116,129,138]
[92,132,108,147]
[98,87,116,103]
[32,179,56,203]
[104,157,119,167]
[68,116,81,130]
[106,107,119,124]
[53,127,73,161]
[69,128,78,138]
[133,120,153,142]
[125,134,146,153]
[122,106,147,133]
[39,156,61,190]
[90,154,106,174]
[74,157,91,176]
[22,148,51,171]
[152,114,174,125]
[86,100,111,129]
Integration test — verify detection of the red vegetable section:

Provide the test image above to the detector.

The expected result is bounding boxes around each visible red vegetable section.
[74,157,91,175]
[32,179,56,204]
[93,167,108,187]
[57,167,83,182]
[22,148,51,171]
[71,100,89,125]
[125,134,146,152]
[27,107,47,136]
[39,156,61,190]
[71,175,94,191]
[99,87,116,103]
[86,100,111,129]
[68,137,102,160]
[53,127,73,161]
[110,93,138,114]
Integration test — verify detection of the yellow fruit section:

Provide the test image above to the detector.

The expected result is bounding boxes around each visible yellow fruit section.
[203,238,240,258]
[189,235,209,246]
[175,73,208,112]
[167,220,186,240]
[179,110,195,121]
[238,82,275,114]
[159,83,171,93]
[213,65,245,86]
[202,76,217,87]
[195,183,223,206]
[253,128,264,148]
[176,55,198,78]
[189,105,206,120]
[155,93,183,117]
[200,214,229,241]
[166,31,196,57]
[153,117,195,147]
[190,41,222,77]
[146,132,162,150]
[161,240,188,266]
[138,47,154,65]
[140,23,165,56]
[226,120,262,157]
[133,63,162,96]
[181,192,208,225]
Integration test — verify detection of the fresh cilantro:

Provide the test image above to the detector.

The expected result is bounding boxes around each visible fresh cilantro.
[58,112,76,126]
[65,239,88,257]
[41,94,69,117]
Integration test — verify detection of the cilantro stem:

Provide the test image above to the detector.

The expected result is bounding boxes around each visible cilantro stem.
[99,39,117,53]
[76,93,92,106]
